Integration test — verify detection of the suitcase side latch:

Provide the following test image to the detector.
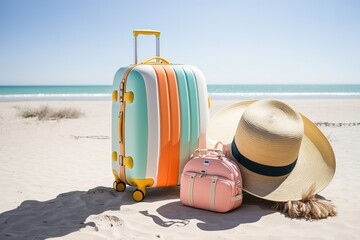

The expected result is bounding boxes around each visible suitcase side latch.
[119,79,134,104]
[119,155,134,169]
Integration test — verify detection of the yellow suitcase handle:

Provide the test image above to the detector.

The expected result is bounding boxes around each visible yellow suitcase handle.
[140,56,171,65]
[119,112,123,143]
[133,29,161,37]
[133,29,161,64]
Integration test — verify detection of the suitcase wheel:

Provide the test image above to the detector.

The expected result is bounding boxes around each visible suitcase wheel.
[113,181,126,192]
[129,178,153,202]
[132,189,145,202]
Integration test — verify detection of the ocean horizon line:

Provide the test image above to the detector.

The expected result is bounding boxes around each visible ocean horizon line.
[1,83,359,86]
[1,84,360,101]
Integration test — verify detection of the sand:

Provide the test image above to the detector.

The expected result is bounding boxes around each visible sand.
[0,99,359,239]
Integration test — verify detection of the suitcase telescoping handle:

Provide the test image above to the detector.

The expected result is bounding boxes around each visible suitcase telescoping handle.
[133,29,160,64]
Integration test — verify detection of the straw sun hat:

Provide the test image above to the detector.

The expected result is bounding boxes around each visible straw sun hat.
[207,99,336,202]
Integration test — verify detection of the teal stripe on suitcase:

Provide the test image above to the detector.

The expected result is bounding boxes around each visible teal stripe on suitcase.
[173,66,200,168]
[124,70,148,182]
[183,67,200,152]
[172,66,191,179]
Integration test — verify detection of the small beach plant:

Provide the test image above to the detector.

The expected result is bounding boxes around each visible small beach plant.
[19,105,83,120]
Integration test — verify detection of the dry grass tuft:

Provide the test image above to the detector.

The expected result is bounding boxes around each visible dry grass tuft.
[273,184,337,220]
[20,105,84,120]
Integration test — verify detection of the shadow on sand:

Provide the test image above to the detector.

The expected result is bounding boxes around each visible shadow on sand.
[0,187,277,239]
[0,187,135,239]
[141,192,276,231]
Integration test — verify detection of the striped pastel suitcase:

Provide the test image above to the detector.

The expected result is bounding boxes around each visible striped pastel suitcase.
[111,30,210,201]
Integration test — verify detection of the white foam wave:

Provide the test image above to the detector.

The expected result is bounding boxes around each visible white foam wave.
[209,92,360,99]
[0,93,112,101]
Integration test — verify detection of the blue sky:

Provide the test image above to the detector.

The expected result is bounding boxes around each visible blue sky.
[0,0,359,85]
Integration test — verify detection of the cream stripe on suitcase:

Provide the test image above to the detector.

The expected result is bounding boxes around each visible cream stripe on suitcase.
[188,66,209,149]
[133,65,161,187]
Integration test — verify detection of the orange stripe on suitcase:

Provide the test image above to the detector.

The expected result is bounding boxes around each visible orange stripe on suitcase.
[163,65,181,186]
[153,65,181,187]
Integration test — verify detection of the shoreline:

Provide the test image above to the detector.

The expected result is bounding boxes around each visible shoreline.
[0,99,359,239]
[1,94,360,102]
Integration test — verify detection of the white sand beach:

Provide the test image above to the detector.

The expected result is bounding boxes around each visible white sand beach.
[1,99,360,239]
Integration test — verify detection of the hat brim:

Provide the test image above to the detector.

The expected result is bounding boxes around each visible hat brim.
[207,100,336,202]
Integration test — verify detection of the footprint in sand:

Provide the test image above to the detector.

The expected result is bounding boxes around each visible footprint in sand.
[87,214,124,230]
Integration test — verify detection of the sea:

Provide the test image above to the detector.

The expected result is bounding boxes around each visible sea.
[0,84,360,101]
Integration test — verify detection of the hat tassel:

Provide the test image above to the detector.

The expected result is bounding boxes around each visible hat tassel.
[273,184,337,220]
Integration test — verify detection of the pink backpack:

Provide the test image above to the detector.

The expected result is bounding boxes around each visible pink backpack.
[180,143,243,212]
